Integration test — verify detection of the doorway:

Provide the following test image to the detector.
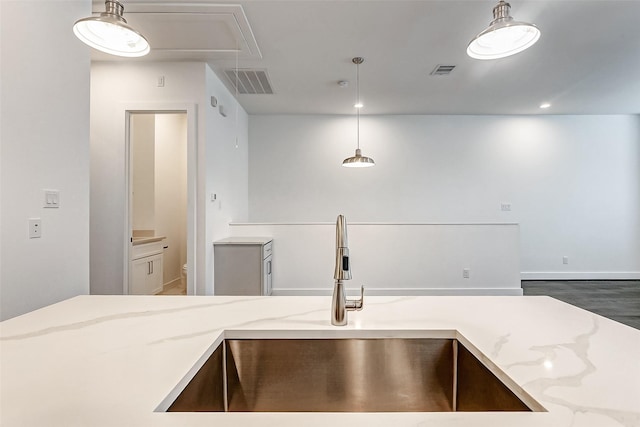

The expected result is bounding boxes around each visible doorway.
[125,108,196,295]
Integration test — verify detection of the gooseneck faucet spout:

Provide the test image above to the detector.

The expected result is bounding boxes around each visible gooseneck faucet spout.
[331,215,364,326]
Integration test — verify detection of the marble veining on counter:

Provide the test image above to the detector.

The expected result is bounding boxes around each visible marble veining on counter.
[1,295,639,427]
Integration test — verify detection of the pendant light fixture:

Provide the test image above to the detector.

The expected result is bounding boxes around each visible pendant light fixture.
[342,57,375,168]
[73,0,150,57]
[467,1,540,60]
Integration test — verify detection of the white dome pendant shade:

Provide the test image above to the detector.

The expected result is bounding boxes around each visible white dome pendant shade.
[73,0,150,57]
[343,57,375,168]
[467,1,540,60]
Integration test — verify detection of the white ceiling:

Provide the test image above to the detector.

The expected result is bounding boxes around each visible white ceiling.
[91,1,640,115]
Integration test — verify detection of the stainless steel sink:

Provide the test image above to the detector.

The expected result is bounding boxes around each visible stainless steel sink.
[166,338,533,413]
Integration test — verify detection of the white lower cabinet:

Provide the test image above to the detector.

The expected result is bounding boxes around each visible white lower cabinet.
[131,242,164,295]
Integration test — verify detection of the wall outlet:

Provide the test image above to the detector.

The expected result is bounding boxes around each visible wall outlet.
[29,218,42,238]
[463,268,470,279]
[562,256,569,265]
[501,203,512,212]
[157,76,165,87]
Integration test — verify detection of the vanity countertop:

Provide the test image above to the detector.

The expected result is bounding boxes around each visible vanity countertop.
[132,235,166,246]
[1,295,639,426]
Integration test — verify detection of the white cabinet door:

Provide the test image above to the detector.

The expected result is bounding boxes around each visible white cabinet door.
[263,255,272,296]
[147,254,164,294]
[131,257,152,295]
[131,254,164,295]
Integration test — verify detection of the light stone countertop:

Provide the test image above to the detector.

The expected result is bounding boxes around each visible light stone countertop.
[214,236,273,245]
[132,236,166,246]
[1,295,639,426]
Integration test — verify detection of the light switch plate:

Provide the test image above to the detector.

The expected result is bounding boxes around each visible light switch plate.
[43,190,60,208]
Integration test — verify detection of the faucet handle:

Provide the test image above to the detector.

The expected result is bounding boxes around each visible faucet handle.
[346,285,364,311]
[357,285,364,310]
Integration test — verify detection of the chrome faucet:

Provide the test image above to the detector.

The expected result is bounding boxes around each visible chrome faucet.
[331,215,364,326]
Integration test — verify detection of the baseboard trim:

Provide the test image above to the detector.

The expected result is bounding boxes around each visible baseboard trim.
[521,272,640,280]
[162,277,182,289]
[270,287,523,296]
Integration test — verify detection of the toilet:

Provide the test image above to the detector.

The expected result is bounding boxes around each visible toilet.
[181,264,187,289]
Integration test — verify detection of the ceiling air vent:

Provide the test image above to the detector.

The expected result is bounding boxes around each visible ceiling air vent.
[225,69,273,94]
[430,65,456,76]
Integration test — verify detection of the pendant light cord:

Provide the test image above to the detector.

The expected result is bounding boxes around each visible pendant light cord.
[234,41,239,148]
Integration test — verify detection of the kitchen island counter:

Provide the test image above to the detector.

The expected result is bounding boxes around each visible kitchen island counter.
[1,295,638,426]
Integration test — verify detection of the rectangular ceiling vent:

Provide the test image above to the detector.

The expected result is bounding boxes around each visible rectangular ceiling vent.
[430,65,456,76]
[225,69,273,94]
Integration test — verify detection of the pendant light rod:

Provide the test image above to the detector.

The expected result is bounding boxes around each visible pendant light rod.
[357,106,360,150]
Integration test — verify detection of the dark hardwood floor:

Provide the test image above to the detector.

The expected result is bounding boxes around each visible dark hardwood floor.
[522,280,640,330]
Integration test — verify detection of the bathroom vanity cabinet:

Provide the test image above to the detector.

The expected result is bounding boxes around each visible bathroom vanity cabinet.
[130,240,164,295]
[214,237,273,296]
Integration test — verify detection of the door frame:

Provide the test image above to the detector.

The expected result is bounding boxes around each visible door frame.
[123,103,198,296]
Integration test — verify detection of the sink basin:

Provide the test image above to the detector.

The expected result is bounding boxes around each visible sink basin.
[165,337,535,413]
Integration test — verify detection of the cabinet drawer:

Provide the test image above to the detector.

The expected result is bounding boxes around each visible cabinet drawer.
[263,241,273,259]
[132,241,164,260]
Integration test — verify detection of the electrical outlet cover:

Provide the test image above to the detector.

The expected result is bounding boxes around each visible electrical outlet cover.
[29,218,42,238]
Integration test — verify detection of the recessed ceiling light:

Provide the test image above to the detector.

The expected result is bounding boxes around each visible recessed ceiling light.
[539,102,551,109]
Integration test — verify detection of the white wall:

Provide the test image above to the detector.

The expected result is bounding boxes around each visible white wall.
[230,222,522,295]
[155,114,187,286]
[91,62,248,295]
[249,115,640,279]
[0,0,90,320]
[204,66,249,294]
[131,114,155,231]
